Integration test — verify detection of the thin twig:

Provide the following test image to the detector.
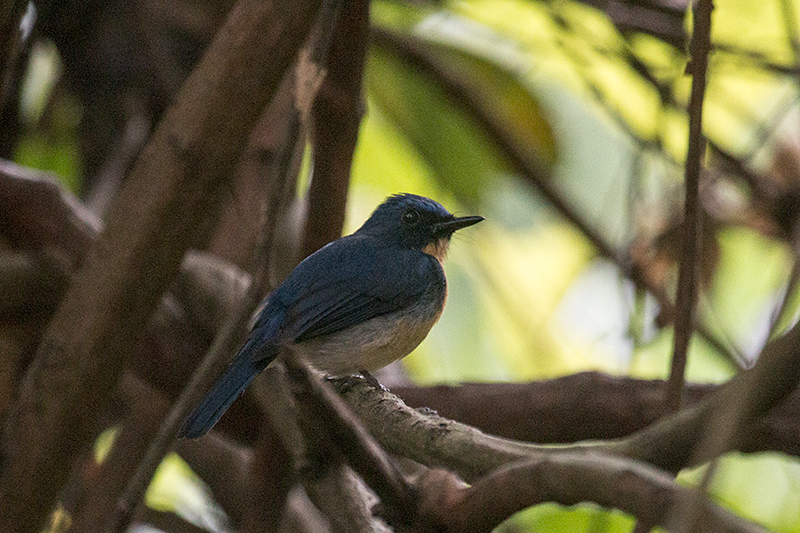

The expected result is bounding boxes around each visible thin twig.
[666,0,714,412]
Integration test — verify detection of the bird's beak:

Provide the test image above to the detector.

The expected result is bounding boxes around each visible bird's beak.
[435,215,484,235]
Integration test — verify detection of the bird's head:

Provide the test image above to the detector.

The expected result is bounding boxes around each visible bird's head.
[357,194,483,261]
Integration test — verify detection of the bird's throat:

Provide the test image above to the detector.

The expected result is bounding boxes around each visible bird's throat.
[423,238,450,264]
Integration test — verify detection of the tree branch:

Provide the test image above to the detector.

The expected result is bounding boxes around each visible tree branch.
[282,348,417,528]
[417,453,767,533]
[0,158,99,259]
[0,0,323,529]
[667,0,714,412]
[301,0,370,257]
[393,374,800,457]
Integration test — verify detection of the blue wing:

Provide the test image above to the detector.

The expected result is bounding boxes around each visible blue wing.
[274,234,440,344]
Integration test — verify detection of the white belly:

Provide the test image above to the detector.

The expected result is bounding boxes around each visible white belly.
[295,308,441,375]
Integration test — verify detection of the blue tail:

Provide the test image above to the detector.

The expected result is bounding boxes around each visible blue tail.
[180,336,278,439]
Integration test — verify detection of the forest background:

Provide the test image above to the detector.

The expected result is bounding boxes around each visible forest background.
[2,0,800,531]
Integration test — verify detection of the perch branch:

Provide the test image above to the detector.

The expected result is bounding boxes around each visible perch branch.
[282,348,417,527]
[337,308,800,480]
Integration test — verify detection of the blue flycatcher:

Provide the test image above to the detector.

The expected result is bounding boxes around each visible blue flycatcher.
[180,193,483,438]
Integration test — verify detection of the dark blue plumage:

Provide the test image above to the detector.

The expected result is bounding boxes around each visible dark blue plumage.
[180,193,483,438]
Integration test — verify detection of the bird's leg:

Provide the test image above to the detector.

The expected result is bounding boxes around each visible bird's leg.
[360,369,389,392]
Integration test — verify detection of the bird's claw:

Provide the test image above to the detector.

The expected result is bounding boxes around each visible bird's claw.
[326,374,366,393]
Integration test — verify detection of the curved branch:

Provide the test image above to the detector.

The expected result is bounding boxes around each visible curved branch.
[394,374,800,457]
[418,453,767,533]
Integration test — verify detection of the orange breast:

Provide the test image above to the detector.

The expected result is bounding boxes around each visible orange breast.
[422,238,450,264]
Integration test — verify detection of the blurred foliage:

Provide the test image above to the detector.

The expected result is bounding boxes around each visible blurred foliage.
[679,453,800,533]
[14,0,800,530]
[499,502,635,533]
[14,41,82,192]
[94,428,229,532]
[354,0,800,531]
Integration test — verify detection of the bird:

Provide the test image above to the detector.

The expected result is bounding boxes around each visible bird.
[180,193,483,438]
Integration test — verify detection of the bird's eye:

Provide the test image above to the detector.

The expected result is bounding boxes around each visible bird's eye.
[402,209,420,225]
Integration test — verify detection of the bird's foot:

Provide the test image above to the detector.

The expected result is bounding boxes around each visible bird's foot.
[325,373,365,393]
[325,372,390,393]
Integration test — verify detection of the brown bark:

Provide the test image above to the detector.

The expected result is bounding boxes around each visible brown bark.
[301,0,370,257]
[0,0,322,529]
